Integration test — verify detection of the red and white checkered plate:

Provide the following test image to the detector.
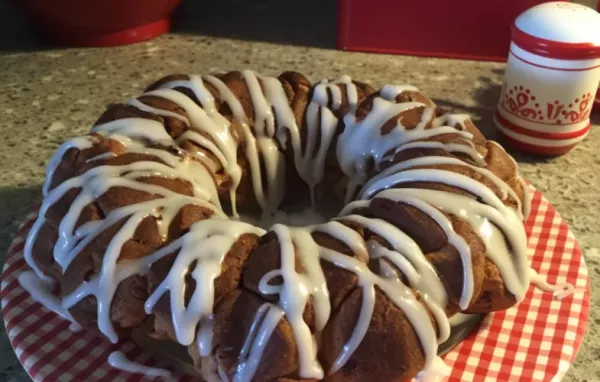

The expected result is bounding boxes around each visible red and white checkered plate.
[1,185,590,381]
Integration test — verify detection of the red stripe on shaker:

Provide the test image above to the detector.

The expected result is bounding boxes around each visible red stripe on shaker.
[494,110,590,140]
[511,24,600,60]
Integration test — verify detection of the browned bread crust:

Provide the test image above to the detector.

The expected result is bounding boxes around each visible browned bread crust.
[26,71,528,382]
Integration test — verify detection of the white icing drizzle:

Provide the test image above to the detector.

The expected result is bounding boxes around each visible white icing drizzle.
[312,220,368,262]
[336,96,440,203]
[383,139,486,167]
[108,351,172,378]
[21,72,536,382]
[69,322,82,332]
[203,75,280,214]
[529,268,581,300]
[375,188,529,301]
[264,75,330,204]
[24,114,254,344]
[86,151,118,163]
[126,98,191,125]
[18,270,79,326]
[486,140,532,220]
[141,87,242,217]
[91,118,174,143]
[338,98,430,175]
[341,190,474,310]
[197,316,215,357]
[314,75,358,111]
[218,364,229,382]
[26,136,97,281]
[380,84,420,100]
[43,136,95,196]
[253,218,451,378]
[300,76,359,200]
[239,71,288,215]
[26,137,219,283]
[338,214,448,306]
[319,243,441,374]
[361,155,524,220]
[242,71,361,210]
[413,355,451,382]
[199,355,224,382]
[204,72,287,215]
[144,71,362,214]
[432,113,471,130]
[144,219,264,345]
[155,74,218,112]
[234,304,285,382]
[518,177,532,219]
[258,225,328,379]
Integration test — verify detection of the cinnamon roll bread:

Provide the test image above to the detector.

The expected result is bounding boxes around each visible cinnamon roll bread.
[21,70,531,381]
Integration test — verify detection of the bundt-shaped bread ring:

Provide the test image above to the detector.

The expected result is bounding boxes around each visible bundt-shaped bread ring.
[22,70,531,381]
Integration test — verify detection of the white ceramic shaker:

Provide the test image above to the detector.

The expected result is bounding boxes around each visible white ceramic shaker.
[494,1,600,156]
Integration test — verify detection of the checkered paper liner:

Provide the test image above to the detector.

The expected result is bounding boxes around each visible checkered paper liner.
[1,185,590,382]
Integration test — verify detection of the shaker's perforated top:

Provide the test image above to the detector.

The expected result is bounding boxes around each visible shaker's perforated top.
[515,2,600,45]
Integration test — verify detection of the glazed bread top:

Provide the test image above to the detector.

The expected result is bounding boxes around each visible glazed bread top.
[23,71,530,381]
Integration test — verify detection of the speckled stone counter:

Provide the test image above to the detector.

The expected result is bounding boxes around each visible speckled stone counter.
[0,1,599,381]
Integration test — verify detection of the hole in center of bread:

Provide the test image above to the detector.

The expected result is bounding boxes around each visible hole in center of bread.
[236,191,335,230]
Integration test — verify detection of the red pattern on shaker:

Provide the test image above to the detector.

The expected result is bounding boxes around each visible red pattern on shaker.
[501,84,593,124]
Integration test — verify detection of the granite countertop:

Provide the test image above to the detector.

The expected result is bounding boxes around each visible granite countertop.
[0,1,598,381]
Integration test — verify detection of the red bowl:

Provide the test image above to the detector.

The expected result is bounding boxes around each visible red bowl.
[20,0,183,47]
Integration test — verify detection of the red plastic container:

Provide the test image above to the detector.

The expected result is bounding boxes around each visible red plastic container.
[20,0,182,47]
[595,0,600,114]
[337,0,555,62]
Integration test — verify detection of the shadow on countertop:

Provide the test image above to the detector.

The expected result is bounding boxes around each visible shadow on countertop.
[172,0,338,49]
[433,73,504,139]
[0,186,41,268]
[0,0,337,53]
[0,185,40,382]
[432,67,506,142]
[0,1,54,53]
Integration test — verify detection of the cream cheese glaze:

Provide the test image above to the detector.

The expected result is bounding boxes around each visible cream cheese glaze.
[18,70,574,381]
[108,351,172,378]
